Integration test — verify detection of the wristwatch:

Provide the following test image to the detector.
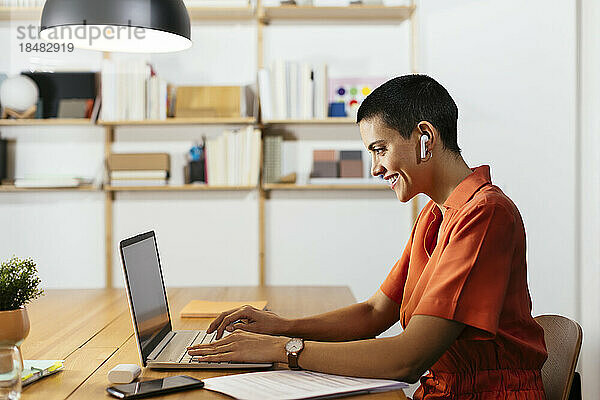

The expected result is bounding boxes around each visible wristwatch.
[285,338,304,370]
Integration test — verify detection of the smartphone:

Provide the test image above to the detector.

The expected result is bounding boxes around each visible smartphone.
[106,375,204,399]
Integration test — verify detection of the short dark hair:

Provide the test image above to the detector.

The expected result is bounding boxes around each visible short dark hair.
[357,74,461,154]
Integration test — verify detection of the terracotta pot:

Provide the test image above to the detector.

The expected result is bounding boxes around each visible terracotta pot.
[0,307,30,364]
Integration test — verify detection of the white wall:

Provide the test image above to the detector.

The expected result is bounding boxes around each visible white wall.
[418,0,578,318]
[578,0,600,396]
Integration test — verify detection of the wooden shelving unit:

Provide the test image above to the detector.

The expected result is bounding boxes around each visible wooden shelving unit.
[0,1,417,289]
[260,5,414,23]
[105,184,257,192]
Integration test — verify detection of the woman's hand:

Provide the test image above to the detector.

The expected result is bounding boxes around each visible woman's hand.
[187,331,288,364]
[207,305,291,339]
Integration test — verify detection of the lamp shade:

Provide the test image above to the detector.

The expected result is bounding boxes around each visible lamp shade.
[40,0,192,53]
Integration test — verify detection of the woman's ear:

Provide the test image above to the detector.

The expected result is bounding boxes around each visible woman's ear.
[416,121,437,162]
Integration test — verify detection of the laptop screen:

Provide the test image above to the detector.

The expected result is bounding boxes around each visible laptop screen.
[120,232,172,363]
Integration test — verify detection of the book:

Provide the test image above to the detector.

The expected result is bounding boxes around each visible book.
[202,370,408,400]
[313,63,328,119]
[263,135,282,183]
[110,170,169,180]
[258,68,274,121]
[14,176,93,188]
[180,300,268,318]
[108,180,167,187]
[107,153,170,172]
[300,62,314,120]
[22,360,64,387]
[273,59,288,120]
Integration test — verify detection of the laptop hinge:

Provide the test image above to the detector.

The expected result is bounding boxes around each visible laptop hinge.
[147,331,175,361]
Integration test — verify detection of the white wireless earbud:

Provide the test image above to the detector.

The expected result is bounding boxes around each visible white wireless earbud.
[420,134,429,160]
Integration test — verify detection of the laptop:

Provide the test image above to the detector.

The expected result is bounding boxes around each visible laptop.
[119,231,273,369]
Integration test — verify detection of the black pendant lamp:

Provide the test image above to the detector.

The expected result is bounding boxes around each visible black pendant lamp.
[40,0,192,53]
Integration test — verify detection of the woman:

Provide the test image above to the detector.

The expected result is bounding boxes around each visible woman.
[188,75,548,399]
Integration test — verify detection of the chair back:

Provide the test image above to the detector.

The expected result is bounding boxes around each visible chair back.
[534,314,583,400]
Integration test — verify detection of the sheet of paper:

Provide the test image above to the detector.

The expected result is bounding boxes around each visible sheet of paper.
[202,370,408,400]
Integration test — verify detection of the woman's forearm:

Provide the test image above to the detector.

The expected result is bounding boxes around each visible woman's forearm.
[282,301,394,342]
[279,315,464,383]
[286,337,416,382]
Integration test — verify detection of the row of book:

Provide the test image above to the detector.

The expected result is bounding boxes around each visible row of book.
[258,60,328,121]
[0,0,46,5]
[100,59,168,122]
[205,126,262,186]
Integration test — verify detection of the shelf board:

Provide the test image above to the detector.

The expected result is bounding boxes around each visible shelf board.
[105,184,257,192]
[0,5,413,22]
[188,6,255,20]
[260,5,414,23]
[0,6,254,21]
[100,117,256,126]
[0,119,94,126]
[0,185,98,192]
[264,183,389,190]
[0,6,41,20]
[262,118,355,125]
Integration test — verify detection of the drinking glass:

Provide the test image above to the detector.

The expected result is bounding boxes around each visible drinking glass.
[0,346,21,400]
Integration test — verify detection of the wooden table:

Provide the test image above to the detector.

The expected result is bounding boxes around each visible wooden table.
[21,287,407,399]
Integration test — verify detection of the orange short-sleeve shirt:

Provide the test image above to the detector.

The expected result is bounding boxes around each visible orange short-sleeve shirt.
[381,165,547,400]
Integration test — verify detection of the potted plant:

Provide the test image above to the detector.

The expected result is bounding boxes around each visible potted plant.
[0,256,43,360]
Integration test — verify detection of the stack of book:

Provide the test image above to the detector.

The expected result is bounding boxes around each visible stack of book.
[205,126,261,187]
[108,153,170,187]
[258,60,328,121]
[101,59,168,121]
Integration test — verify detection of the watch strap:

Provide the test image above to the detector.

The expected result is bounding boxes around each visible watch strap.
[288,352,301,370]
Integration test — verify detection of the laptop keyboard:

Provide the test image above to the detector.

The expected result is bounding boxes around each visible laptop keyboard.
[179,330,220,363]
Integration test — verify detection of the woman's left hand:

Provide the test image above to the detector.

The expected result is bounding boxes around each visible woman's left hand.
[187,331,288,364]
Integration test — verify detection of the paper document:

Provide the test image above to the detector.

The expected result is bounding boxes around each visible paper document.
[202,370,408,400]
[22,360,64,386]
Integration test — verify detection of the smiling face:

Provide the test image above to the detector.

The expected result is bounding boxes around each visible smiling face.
[360,116,430,202]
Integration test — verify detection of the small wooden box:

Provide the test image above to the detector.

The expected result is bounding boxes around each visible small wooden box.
[175,86,252,118]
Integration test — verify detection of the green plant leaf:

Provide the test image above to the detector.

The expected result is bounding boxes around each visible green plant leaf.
[0,256,44,311]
